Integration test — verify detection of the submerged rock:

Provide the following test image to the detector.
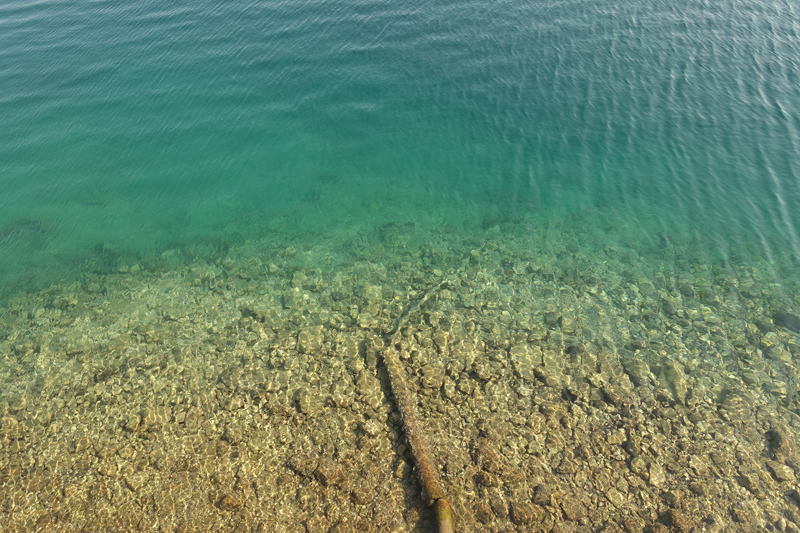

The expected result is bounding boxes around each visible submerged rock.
[773,310,800,333]
[660,359,687,405]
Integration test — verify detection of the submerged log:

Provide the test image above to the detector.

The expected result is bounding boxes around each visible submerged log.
[383,278,456,533]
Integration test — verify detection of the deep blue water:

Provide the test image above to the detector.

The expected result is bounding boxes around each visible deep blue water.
[1,0,800,297]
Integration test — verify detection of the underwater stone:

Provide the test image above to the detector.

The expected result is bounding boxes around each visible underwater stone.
[560,496,587,521]
[362,419,382,437]
[288,454,318,477]
[218,493,244,511]
[560,316,577,334]
[773,310,800,333]
[510,501,542,525]
[761,331,781,348]
[509,343,542,383]
[355,371,380,397]
[350,482,371,506]
[340,337,361,358]
[679,282,695,298]
[602,385,626,407]
[489,493,508,519]
[766,345,791,362]
[73,436,90,454]
[536,366,562,389]
[330,382,354,408]
[473,363,493,382]
[533,485,554,507]
[624,357,653,387]
[730,506,752,524]
[474,502,493,524]
[665,509,695,533]
[661,360,687,404]
[421,366,445,390]
[443,377,457,399]
[364,284,382,303]
[297,326,324,353]
[222,425,244,445]
[296,388,320,414]
[754,318,774,334]
[95,440,118,460]
[649,462,666,488]
[291,271,307,288]
[140,407,157,427]
[226,396,245,411]
[52,293,78,309]
[282,288,303,309]
[314,459,344,487]
[357,311,378,329]
[450,339,479,368]
[606,487,625,508]
[766,461,796,482]
[8,393,27,413]
[472,438,502,474]
[737,471,761,496]
[125,472,149,492]
[661,300,678,316]
[630,455,647,475]
[87,281,103,293]
[474,471,498,487]
[719,391,752,421]
[432,330,450,354]
[123,414,141,432]
[456,376,474,395]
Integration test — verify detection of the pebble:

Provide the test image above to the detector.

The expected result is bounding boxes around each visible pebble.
[766,461,796,482]
[661,360,687,404]
[125,473,149,492]
[314,459,343,487]
[362,419,382,437]
[218,493,244,512]
[665,510,696,533]
[510,501,542,525]
[297,326,325,353]
[222,425,244,445]
[649,462,666,488]
[288,454,318,477]
[560,496,587,521]
[123,414,141,432]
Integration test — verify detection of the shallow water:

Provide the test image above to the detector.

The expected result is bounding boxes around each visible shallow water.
[2,0,800,531]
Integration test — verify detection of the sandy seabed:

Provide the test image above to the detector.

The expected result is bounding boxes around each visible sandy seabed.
[2,209,800,533]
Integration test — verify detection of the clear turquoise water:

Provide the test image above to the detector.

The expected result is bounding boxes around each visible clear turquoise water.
[2,0,800,298]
